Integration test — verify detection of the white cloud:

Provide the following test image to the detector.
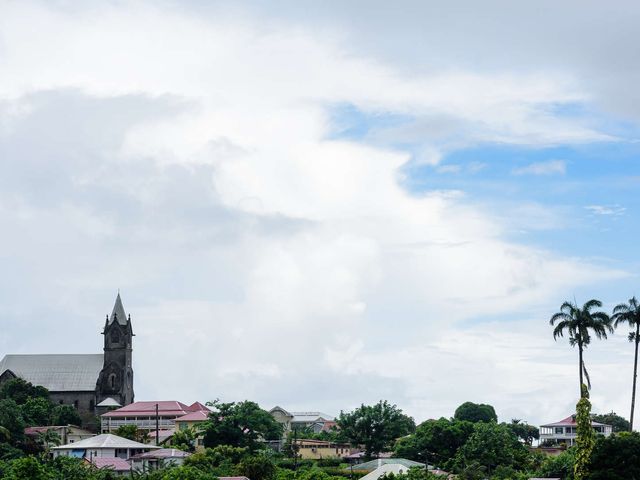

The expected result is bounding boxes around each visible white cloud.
[513,160,567,176]
[0,1,632,423]
[585,205,626,216]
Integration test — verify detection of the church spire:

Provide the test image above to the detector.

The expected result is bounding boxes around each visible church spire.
[109,293,128,326]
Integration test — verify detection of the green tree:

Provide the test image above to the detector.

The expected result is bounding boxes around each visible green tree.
[591,412,629,433]
[394,417,474,468]
[21,397,52,426]
[337,400,415,458]
[236,453,277,480]
[50,404,82,426]
[454,422,529,476]
[173,425,199,452]
[612,296,640,431]
[3,456,49,480]
[0,399,26,445]
[550,299,612,398]
[202,400,283,451]
[0,379,48,405]
[574,385,595,480]
[588,431,640,480]
[36,428,61,455]
[507,419,539,445]
[453,402,497,423]
[535,449,574,480]
[115,424,138,440]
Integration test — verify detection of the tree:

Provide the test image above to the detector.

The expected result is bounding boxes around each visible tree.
[550,299,612,398]
[574,385,595,480]
[0,400,26,445]
[535,449,574,480]
[507,419,539,445]
[588,431,640,480]
[36,428,61,455]
[173,426,199,452]
[591,412,630,433]
[202,400,283,451]
[453,402,497,423]
[115,424,138,440]
[0,379,48,406]
[21,397,52,426]
[393,418,474,469]
[236,453,277,480]
[50,404,82,426]
[337,400,415,458]
[612,296,640,431]
[454,422,529,476]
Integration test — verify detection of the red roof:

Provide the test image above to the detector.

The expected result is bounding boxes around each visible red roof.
[189,401,210,411]
[176,410,210,422]
[88,457,131,471]
[541,415,609,427]
[102,401,206,418]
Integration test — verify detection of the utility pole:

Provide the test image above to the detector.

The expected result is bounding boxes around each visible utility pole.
[155,403,159,446]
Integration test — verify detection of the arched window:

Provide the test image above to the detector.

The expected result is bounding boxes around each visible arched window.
[108,373,117,390]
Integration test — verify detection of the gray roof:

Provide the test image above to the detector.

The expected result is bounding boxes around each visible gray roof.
[354,459,425,472]
[53,433,160,450]
[0,354,103,392]
[110,293,128,326]
[291,411,335,422]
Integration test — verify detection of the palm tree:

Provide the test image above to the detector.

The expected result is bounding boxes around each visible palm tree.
[550,299,612,398]
[612,296,640,431]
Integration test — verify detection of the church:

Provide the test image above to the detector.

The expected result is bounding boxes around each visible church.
[0,294,135,417]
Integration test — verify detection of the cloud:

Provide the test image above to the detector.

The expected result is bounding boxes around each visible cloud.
[585,205,626,216]
[513,160,567,176]
[0,1,632,424]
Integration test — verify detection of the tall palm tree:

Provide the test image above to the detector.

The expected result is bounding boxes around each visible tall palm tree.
[550,299,612,398]
[612,296,640,431]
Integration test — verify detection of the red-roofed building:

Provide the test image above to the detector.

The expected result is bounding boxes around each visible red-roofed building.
[539,415,613,446]
[174,409,211,451]
[101,401,209,434]
[86,457,131,475]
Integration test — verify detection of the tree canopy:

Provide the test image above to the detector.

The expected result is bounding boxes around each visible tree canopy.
[591,412,630,433]
[337,400,415,458]
[453,402,497,423]
[588,431,640,480]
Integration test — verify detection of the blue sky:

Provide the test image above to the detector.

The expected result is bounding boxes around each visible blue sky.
[0,0,639,426]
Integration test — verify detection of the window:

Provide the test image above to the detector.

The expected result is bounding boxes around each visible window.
[555,427,563,434]
[111,330,120,343]
[108,373,117,390]
[73,400,79,409]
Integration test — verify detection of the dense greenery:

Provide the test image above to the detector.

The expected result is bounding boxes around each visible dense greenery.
[453,402,497,423]
[591,412,630,433]
[202,400,283,451]
[337,400,415,458]
[587,431,640,479]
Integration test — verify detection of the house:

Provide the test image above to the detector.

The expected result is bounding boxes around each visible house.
[351,458,426,472]
[0,294,135,420]
[129,448,190,471]
[25,425,95,446]
[52,433,159,460]
[269,406,335,434]
[174,409,210,451]
[86,457,131,476]
[539,415,613,446]
[294,438,354,459]
[101,400,209,433]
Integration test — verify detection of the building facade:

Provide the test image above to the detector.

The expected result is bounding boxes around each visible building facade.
[539,415,613,446]
[0,294,135,419]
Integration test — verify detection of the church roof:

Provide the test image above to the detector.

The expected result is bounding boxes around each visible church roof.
[109,293,128,326]
[0,354,103,392]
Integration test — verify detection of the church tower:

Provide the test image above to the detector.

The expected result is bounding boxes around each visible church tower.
[96,293,135,407]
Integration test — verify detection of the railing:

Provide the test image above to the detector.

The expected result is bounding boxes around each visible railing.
[101,418,176,431]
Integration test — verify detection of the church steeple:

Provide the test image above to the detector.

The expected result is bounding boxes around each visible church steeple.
[96,293,135,407]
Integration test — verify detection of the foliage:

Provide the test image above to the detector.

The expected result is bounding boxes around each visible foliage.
[591,412,629,433]
[50,404,82,427]
[394,417,474,468]
[454,421,529,475]
[534,449,574,480]
[0,379,48,405]
[2,456,50,480]
[235,453,277,480]
[453,402,497,423]
[22,397,53,426]
[337,400,415,458]
[612,296,640,431]
[115,424,138,440]
[587,431,640,480]
[202,400,283,451]
[550,299,612,396]
[507,419,539,445]
[574,385,596,480]
[0,399,26,444]
[172,425,199,452]
[184,445,250,476]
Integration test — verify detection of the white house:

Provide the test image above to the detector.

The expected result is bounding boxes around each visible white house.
[52,433,160,460]
[539,415,613,446]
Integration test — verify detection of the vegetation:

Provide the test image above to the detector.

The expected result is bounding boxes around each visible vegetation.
[453,402,497,423]
[574,385,596,480]
[337,400,415,458]
[591,412,629,433]
[612,296,640,431]
[549,299,612,398]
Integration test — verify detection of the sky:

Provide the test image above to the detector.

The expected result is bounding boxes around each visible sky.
[0,0,639,428]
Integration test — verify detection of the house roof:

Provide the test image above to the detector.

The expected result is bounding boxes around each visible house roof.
[354,459,425,471]
[290,412,335,422]
[102,401,203,418]
[25,425,93,436]
[541,415,610,428]
[360,464,423,480]
[0,354,103,392]
[176,410,210,422]
[89,457,131,471]
[53,434,160,450]
[130,448,191,459]
[189,401,210,411]
[97,397,122,408]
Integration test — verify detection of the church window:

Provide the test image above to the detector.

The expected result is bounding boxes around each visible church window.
[108,373,117,389]
[73,400,78,409]
[111,330,120,343]
[90,400,94,410]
